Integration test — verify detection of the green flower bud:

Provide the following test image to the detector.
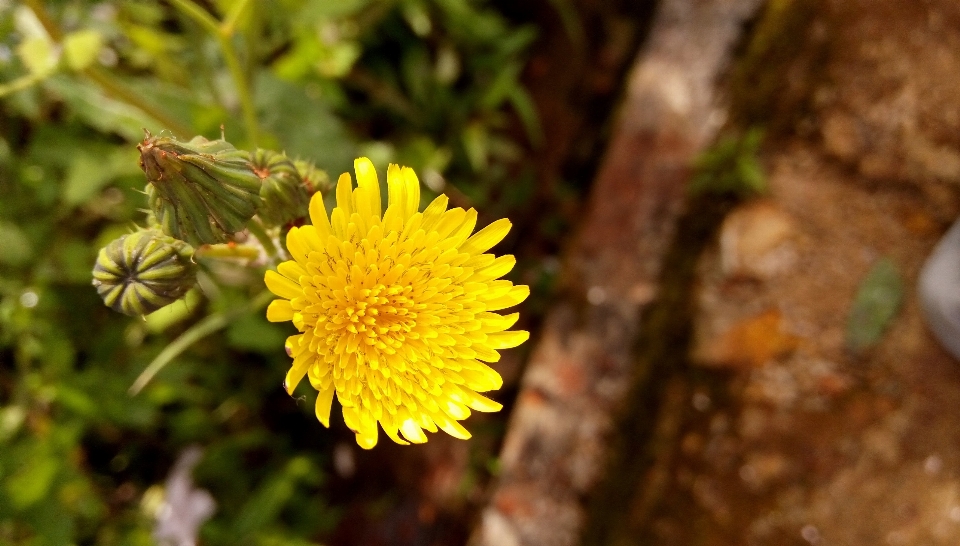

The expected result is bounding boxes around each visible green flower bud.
[92,230,196,316]
[250,149,309,228]
[294,159,332,195]
[139,133,262,246]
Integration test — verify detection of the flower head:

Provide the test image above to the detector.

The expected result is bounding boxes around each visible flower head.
[265,158,529,448]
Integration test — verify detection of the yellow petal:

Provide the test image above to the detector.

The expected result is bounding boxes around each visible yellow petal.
[400,418,428,444]
[441,399,471,420]
[460,218,512,255]
[285,227,309,265]
[432,208,466,238]
[335,172,354,217]
[484,285,530,311]
[298,225,324,252]
[265,269,302,299]
[354,157,381,219]
[315,387,335,427]
[421,194,449,230]
[486,330,530,349]
[472,345,501,363]
[266,299,294,322]
[470,255,516,282]
[308,192,332,239]
[380,413,410,445]
[284,356,312,394]
[387,164,405,213]
[432,412,471,440]
[448,208,478,246]
[461,390,503,412]
[277,260,306,281]
[401,166,421,220]
[356,426,379,450]
[478,312,520,333]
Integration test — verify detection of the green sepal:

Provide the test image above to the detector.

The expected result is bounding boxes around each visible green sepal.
[294,159,332,196]
[139,133,262,246]
[92,229,197,316]
[251,149,310,228]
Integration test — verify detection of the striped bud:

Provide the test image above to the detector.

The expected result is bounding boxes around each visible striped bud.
[92,230,196,316]
[294,159,332,195]
[250,149,309,228]
[139,133,262,246]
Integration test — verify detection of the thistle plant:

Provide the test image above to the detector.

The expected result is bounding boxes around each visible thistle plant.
[93,137,528,448]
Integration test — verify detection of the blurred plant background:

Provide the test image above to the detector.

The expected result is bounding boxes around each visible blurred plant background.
[0,0,594,543]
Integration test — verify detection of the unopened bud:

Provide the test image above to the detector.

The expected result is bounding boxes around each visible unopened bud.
[250,149,309,227]
[294,159,332,195]
[92,230,196,316]
[139,133,262,246]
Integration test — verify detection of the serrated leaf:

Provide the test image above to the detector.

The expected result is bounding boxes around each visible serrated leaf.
[63,30,103,71]
[847,258,904,353]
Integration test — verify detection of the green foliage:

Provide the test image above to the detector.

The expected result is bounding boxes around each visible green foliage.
[846,258,904,353]
[0,0,539,543]
[690,127,766,197]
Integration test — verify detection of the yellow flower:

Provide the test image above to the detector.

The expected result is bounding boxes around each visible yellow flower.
[265,158,529,449]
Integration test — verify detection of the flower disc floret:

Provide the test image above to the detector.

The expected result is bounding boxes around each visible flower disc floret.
[265,158,529,449]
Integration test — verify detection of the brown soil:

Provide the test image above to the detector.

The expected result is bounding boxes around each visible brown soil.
[642,0,960,544]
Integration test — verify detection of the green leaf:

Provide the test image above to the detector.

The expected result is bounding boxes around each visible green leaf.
[0,221,34,266]
[462,122,488,171]
[231,457,316,539]
[847,258,904,353]
[6,454,59,509]
[16,36,58,75]
[299,0,372,20]
[63,30,104,71]
[62,146,141,206]
[227,312,288,354]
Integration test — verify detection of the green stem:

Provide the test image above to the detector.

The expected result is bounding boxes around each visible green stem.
[167,0,221,36]
[129,289,274,395]
[24,0,62,40]
[0,71,50,98]
[221,0,255,36]
[217,35,260,146]
[194,244,261,260]
[168,0,260,146]
[246,219,279,260]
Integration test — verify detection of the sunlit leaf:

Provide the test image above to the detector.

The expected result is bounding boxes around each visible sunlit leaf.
[63,30,104,71]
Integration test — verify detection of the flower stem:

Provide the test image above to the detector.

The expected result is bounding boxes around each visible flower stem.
[221,0,255,36]
[168,0,260,146]
[246,219,279,260]
[194,244,261,260]
[128,289,274,395]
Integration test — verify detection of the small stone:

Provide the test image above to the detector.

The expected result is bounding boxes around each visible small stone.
[693,309,801,368]
[719,200,796,280]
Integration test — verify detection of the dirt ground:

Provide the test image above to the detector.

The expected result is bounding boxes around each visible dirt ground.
[646,0,960,544]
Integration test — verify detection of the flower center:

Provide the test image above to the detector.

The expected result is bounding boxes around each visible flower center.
[326,281,419,356]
